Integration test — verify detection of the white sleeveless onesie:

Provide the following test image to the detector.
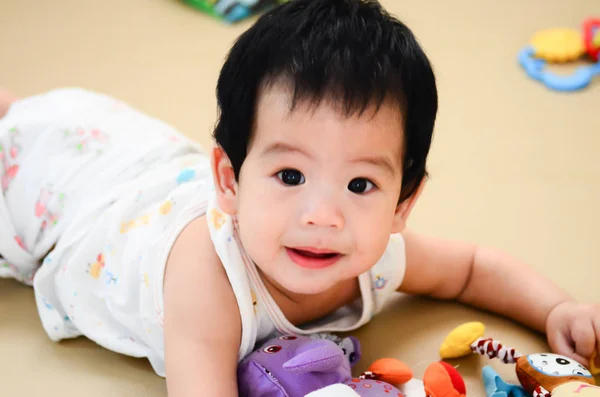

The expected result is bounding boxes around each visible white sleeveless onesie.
[0,87,407,377]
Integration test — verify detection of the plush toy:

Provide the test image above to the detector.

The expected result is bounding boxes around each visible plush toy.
[307,357,415,397]
[482,365,528,397]
[237,333,361,397]
[305,358,466,397]
[439,322,599,397]
[238,333,467,397]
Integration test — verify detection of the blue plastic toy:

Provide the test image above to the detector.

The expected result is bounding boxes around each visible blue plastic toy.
[518,45,600,92]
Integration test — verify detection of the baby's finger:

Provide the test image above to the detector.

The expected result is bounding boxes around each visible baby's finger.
[571,318,596,359]
[549,327,588,366]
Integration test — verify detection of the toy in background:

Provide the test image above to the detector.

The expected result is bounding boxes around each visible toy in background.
[182,0,289,23]
[583,19,600,61]
[518,17,600,92]
[238,333,467,397]
[439,322,600,397]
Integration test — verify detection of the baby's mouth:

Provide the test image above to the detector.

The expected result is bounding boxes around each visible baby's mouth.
[285,247,343,269]
[288,247,340,259]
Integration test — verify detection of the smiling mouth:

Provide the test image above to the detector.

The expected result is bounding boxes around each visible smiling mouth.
[292,248,339,259]
[286,247,343,269]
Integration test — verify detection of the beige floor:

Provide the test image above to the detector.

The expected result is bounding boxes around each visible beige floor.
[1,0,599,395]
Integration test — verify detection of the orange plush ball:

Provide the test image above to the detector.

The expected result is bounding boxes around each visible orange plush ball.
[367,358,414,385]
[424,361,466,397]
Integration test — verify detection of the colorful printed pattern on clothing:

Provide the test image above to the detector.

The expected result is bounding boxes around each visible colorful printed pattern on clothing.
[63,127,109,155]
[0,127,20,192]
[0,88,213,378]
[35,186,66,231]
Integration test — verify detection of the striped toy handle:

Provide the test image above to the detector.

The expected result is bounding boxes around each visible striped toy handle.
[470,337,523,364]
[534,385,551,397]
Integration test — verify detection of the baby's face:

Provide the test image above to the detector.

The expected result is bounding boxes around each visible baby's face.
[232,85,409,295]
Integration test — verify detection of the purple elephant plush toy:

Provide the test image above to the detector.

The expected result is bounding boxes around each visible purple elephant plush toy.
[237,333,362,397]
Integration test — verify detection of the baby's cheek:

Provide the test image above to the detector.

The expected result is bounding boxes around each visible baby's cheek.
[355,217,391,265]
[237,199,286,260]
[352,225,390,270]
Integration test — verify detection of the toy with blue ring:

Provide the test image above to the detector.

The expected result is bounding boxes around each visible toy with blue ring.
[518,45,600,92]
[519,19,600,92]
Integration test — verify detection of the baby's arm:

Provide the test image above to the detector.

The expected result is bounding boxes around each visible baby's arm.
[163,216,241,397]
[398,229,571,333]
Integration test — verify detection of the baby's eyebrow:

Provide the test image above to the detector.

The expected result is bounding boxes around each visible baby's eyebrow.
[353,155,397,177]
[261,141,397,176]
[261,142,314,159]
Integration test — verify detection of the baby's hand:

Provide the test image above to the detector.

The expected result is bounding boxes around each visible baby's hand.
[546,301,600,366]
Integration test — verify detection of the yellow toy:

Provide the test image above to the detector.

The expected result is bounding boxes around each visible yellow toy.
[439,321,486,359]
[530,28,585,63]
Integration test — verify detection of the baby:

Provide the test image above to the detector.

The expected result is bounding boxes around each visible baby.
[0,1,598,396]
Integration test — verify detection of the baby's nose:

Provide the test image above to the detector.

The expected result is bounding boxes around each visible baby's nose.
[300,195,344,229]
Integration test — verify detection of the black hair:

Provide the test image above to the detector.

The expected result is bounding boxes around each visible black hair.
[213,0,438,202]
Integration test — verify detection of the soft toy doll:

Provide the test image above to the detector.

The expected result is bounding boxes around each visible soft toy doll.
[439,322,600,397]
[237,333,361,397]
[238,333,467,397]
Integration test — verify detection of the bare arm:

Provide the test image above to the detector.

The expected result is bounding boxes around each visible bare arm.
[164,216,242,397]
[398,229,572,333]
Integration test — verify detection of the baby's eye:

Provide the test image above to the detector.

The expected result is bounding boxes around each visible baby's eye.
[277,169,305,186]
[348,178,375,194]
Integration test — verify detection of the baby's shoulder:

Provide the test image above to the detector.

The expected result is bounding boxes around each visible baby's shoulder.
[167,215,219,267]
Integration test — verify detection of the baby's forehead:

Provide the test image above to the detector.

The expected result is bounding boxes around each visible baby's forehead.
[251,83,405,161]
[256,81,404,122]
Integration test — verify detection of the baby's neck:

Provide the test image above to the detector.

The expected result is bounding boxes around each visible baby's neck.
[256,268,361,326]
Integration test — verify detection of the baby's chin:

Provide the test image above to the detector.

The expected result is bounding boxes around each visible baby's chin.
[279,279,337,296]
[270,269,345,296]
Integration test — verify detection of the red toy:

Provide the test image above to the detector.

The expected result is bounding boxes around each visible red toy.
[583,18,600,61]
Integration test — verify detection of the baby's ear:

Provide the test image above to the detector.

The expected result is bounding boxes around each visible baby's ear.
[211,146,239,216]
[392,179,426,233]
